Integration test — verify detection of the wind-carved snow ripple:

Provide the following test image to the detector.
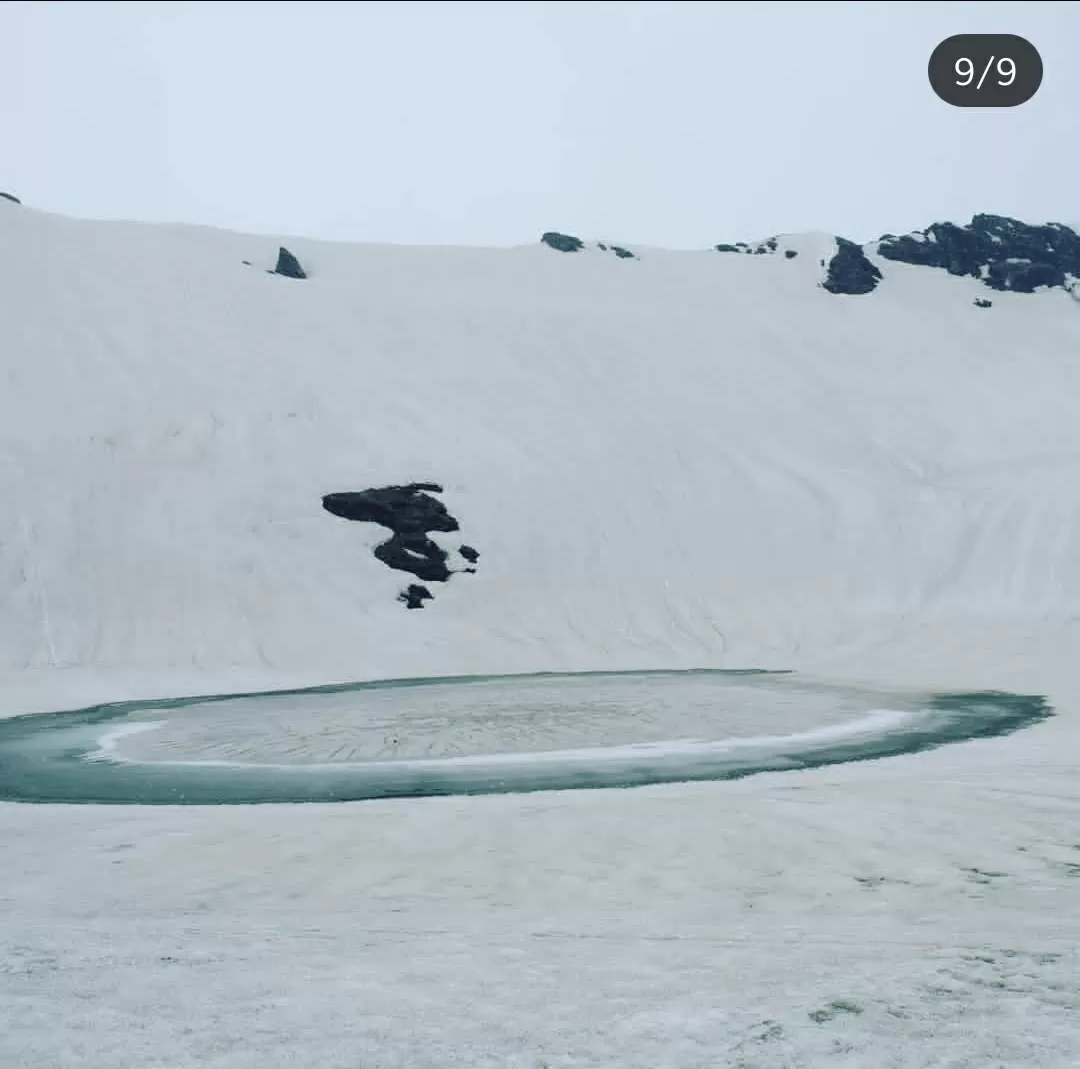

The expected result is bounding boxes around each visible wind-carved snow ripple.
[0,671,1053,805]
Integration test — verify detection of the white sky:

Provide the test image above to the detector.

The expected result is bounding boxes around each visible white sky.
[2,0,1077,247]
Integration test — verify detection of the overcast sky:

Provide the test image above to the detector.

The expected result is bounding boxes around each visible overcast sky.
[2,0,1077,248]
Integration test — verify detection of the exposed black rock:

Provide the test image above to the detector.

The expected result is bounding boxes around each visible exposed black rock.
[877,214,1080,293]
[986,260,1062,293]
[323,483,458,584]
[822,238,883,295]
[374,540,448,582]
[529,215,1080,298]
[0,192,20,204]
[273,246,307,279]
[398,584,433,609]
[716,238,778,256]
[323,483,478,606]
[541,231,584,253]
[974,297,993,308]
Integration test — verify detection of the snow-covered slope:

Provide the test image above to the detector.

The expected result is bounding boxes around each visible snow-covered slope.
[4,203,1080,1069]
[3,202,1080,703]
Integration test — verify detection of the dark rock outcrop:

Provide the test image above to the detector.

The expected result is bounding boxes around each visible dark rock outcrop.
[273,246,307,279]
[715,237,779,256]
[541,231,584,253]
[821,238,883,295]
[974,297,993,308]
[597,242,635,259]
[989,261,1063,292]
[323,483,457,583]
[0,192,20,204]
[877,214,1080,293]
[398,584,433,609]
[323,483,477,606]
[531,214,1080,299]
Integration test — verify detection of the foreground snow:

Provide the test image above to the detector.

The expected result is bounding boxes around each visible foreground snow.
[3,681,1079,1068]
[1,205,1079,1066]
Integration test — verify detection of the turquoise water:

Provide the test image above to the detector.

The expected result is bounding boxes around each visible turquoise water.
[0,670,1052,804]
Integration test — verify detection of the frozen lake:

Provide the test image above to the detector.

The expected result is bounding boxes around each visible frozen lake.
[0,670,1051,804]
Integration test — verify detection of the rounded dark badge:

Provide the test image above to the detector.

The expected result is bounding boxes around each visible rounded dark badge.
[929,34,1042,107]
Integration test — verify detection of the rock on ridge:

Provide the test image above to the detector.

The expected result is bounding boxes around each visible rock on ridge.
[877,214,1080,293]
[821,238,883,295]
[273,246,307,279]
[541,231,584,253]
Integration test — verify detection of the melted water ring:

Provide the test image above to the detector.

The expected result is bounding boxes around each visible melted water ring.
[0,671,1052,805]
